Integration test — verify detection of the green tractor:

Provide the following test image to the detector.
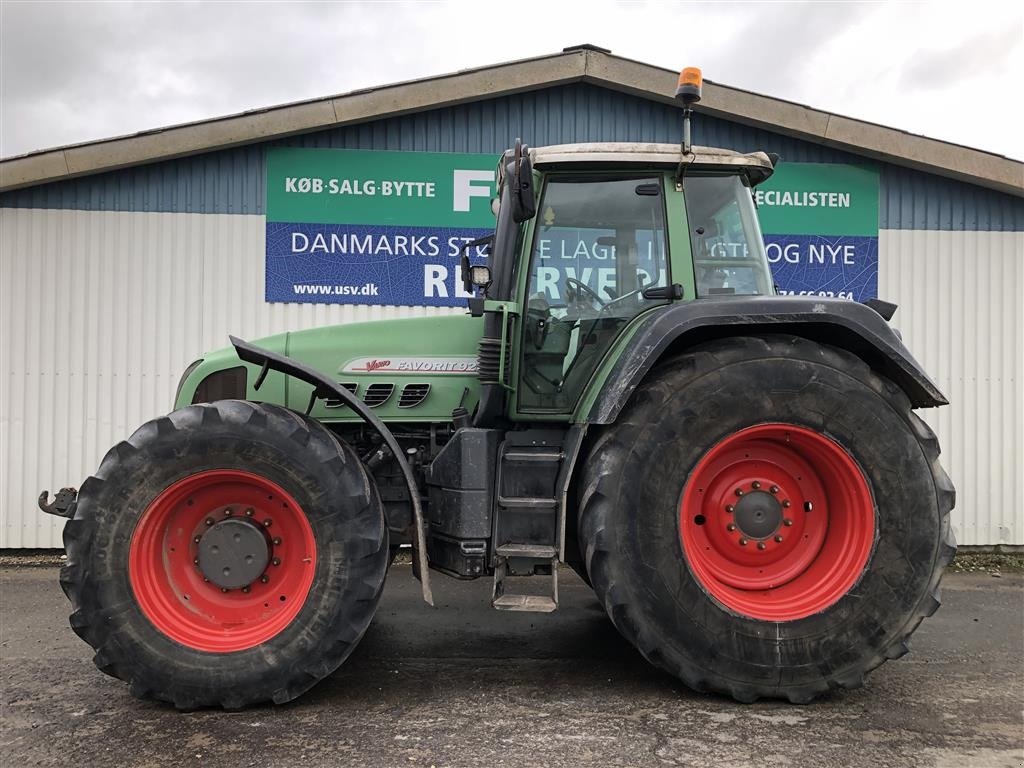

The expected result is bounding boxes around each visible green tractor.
[39,73,955,709]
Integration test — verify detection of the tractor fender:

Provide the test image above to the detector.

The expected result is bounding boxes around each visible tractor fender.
[584,295,948,425]
[230,336,434,606]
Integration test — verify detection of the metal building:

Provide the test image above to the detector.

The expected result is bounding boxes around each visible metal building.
[2,46,1022,548]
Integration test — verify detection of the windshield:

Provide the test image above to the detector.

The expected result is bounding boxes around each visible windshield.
[685,175,774,297]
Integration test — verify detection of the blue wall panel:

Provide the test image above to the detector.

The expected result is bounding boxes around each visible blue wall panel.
[2,83,1021,231]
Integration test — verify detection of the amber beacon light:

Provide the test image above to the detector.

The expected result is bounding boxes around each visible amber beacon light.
[675,67,703,104]
[674,67,703,155]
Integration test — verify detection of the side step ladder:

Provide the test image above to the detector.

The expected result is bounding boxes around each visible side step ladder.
[490,435,566,613]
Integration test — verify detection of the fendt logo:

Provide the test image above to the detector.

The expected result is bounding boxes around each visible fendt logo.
[452,169,493,212]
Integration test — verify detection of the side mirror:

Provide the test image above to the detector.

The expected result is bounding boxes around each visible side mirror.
[509,138,536,223]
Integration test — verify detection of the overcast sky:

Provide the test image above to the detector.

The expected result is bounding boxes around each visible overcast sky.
[1,0,1022,161]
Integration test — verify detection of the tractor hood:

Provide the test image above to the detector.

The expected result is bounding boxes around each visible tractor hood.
[175,314,485,422]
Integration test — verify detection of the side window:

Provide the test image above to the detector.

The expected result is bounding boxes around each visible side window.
[685,175,774,297]
[519,175,668,412]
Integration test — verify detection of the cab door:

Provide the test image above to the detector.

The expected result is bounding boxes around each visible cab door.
[511,172,676,417]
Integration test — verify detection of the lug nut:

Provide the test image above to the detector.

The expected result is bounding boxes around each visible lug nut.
[193,535,201,543]
[726,523,737,532]
[203,577,209,583]
[220,587,229,593]
[805,501,814,513]
[224,508,233,516]
[272,537,282,546]
[774,535,784,543]
[260,575,269,584]
[783,518,793,527]
[739,538,748,546]
[242,586,250,594]
[272,558,281,567]
[751,481,761,490]
[735,488,744,497]
[205,517,214,526]
[782,500,792,509]
[263,519,272,528]
[725,505,735,513]
[770,485,779,494]
[193,557,200,565]
[757,542,766,550]
[244,507,254,517]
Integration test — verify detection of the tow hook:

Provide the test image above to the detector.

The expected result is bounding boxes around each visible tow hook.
[38,488,78,518]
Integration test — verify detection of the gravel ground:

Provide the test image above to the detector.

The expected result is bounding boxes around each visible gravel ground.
[1,563,1022,768]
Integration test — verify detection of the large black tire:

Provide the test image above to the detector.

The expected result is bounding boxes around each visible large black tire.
[60,400,389,709]
[578,335,955,703]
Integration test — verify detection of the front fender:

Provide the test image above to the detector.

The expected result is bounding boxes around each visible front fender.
[582,296,947,425]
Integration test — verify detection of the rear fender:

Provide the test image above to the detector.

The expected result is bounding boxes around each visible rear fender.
[582,295,947,425]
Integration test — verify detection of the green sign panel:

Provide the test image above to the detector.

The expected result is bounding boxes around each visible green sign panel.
[755,163,879,236]
[266,148,496,227]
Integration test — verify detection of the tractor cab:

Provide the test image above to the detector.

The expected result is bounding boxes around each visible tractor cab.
[474,141,776,418]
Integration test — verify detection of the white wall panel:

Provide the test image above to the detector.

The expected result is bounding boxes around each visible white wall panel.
[2,210,1021,547]
[0,209,460,547]
[879,229,1023,546]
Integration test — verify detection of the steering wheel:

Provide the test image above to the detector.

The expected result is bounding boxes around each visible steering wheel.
[564,277,607,309]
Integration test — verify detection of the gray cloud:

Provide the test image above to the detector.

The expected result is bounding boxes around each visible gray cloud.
[1,1,1021,160]
[899,25,1021,90]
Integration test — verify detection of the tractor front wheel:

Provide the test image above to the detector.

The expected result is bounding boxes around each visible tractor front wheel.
[60,400,389,709]
[579,335,955,703]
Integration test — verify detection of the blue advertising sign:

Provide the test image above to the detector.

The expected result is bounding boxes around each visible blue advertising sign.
[266,148,497,306]
[755,163,880,301]
[266,149,880,305]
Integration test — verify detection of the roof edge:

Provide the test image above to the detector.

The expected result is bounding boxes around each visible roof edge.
[1,48,1021,196]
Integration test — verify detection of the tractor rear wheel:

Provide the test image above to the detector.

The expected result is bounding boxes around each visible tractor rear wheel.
[578,335,955,703]
[60,400,389,709]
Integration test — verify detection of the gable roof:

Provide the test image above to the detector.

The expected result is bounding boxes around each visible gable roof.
[1,45,1021,196]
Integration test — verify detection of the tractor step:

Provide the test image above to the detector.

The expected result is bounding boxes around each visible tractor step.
[502,450,565,463]
[492,594,558,612]
[491,555,559,613]
[495,496,557,509]
[495,544,557,558]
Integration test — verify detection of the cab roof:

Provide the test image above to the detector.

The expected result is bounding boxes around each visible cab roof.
[527,142,775,183]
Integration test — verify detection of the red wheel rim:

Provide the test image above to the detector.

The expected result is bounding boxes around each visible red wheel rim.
[680,424,875,621]
[128,470,317,652]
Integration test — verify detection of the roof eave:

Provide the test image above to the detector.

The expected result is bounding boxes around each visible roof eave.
[580,53,1023,197]
[0,50,589,193]
[1,48,1021,197]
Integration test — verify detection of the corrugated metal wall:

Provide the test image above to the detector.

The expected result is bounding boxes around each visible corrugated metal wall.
[3,207,1021,547]
[2,81,1023,548]
[879,230,1024,546]
[0,209,461,547]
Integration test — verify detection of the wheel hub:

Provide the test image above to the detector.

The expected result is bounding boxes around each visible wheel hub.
[197,517,270,589]
[733,490,782,540]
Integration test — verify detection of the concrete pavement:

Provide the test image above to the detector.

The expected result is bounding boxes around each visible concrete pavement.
[1,565,1022,768]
